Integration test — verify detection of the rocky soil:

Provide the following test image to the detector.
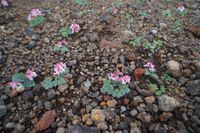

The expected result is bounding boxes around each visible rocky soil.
[0,0,200,133]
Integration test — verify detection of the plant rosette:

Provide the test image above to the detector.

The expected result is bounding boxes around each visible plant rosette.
[175,5,187,15]
[42,62,69,90]
[27,9,45,27]
[53,40,69,52]
[144,62,159,79]
[101,70,131,98]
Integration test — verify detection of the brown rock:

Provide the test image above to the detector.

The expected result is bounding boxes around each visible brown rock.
[126,54,136,61]
[134,68,145,79]
[188,24,200,37]
[144,96,155,104]
[91,109,105,121]
[9,89,18,97]
[123,98,130,105]
[193,51,200,59]
[35,110,56,131]
[99,39,116,48]
[107,99,117,108]
[183,69,192,77]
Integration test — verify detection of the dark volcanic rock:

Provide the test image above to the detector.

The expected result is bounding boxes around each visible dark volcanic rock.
[186,80,200,96]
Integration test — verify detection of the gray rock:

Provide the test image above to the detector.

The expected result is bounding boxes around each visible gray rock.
[77,78,84,85]
[37,100,44,109]
[84,81,91,89]
[130,109,138,117]
[25,28,36,37]
[102,13,108,22]
[13,124,25,133]
[160,23,167,28]
[186,80,200,96]
[58,84,68,93]
[27,41,37,49]
[158,95,180,111]
[96,121,108,130]
[119,121,127,130]
[68,60,77,66]
[80,37,88,43]
[56,127,65,133]
[121,106,126,112]
[23,102,31,110]
[44,101,52,110]
[88,33,99,42]
[67,125,99,133]
[47,89,56,100]
[22,91,33,101]
[5,122,15,129]
[166,60,180,71]
[137,112,151,122]
[131,127,141,133]
[119,55,125,64]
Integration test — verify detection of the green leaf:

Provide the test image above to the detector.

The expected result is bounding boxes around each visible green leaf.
[129,18,134,23]
[119,84,130,94]
[101,86,107,94]
[75,0,87,5]
[150,73,159,79]
[28,16,45,27]
[136,0,143,4]
[112,89,121,98]
[148,84,159,91]
[53,46,60,51]
[160,85,165,93]
[60,46,69,52]
[43,77,54,90]
[53,76,66,87]
[138,11,149,17]
[107,7,113,13]
[23,78,35,88]
[107,85,114,95]
[13,73,26,83]
[47,10,52,15]
[104,80,111,85]
[155,91,162,96]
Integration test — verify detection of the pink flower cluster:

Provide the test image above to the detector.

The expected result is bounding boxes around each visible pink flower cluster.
[54,62,66,75]
[27,9,42,21]
[109,70,131,84]
[10,81,20,89]
[57,40,67,48]
[70,24,80,33]
[26,70,38,80]
[113,7,118,14]
[178,5,185,12]
[144,62,155,72]
[1,0,8,7]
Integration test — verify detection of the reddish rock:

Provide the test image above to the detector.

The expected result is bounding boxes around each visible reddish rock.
[99,39,116,48]
[134,68,145,79]
[35,110,56,131]
[123,98,130,105]
[188,24,200,37]
[193,51,200,59]
[126,54,136,61]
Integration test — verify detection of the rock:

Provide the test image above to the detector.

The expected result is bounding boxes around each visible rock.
[186,80,200,96]
[44,101,52,110]
[37,100,44,109]
[182,69,192,77]
[144,96,155,104]
[58,97,66,103]
[86,119,93,126]
[121,106,126,112]
[47,89,56,100]
[130,109,138,117]
[136,88,154,96]
[9,89,18,97]
[23,102,31,110]
[96,121,108,130]
[158,95,180,111]
[137,112,151,122]
[152,30,158,34]
[27,41,37,49]
[166,60,180,71]
[13,124,25,133]
[35,110,56,131]
[119,121,127,130]
[130,127,141,133]
[134,68,145,79]
[195,61,200,71]
[91,109,105,121]
[56,127,65,133]
[107,99,117,108]
[84,81,92,89]
[58,84,68,93]
[192,51,200,59]
[80,37,88,43]
[67,125,99,133]
[88,33,99,42]
[123,98,130,105]
[160,23,167,28]
[16,85,25,93]
[0,105,7,118]
[22,91,33,101]
[188,24,200,37]
[82,114,90,122]
[5,122,15,129]
[126,54,136,61]
[101,13,108,22]
[119,55,125,64]
[77,77,84,85]
[25,27,36,37]
[99,39,116,49]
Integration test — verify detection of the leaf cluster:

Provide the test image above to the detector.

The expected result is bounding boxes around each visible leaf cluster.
[148,84,165,96]
[59,27,72,38]
[28,16,45,27]
[53,46,69,52]
[12,73,35,88]
[145,69,159,79]
[74,0,87,5]
[161,73,177,82]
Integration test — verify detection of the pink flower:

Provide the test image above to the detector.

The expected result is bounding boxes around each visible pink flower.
[115,70,122,75]
[144,62,155,72]
[31,9,42,17]
[178,5,185,12]
[123,75,131,83]
[114,75,119,81]
[10,81,20,89]
[70,24,80,33]
[26,70,38,80]
[57,41,62,48]
[113,7,118,14]
[62,40,67,44]
[147,9,151,13]
[1,0,8,7]
[54,62,66,75]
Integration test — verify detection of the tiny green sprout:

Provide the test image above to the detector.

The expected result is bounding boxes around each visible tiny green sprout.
[60,27,72,37]
[136,0,143,4]
[130,36,144,46]
[126,13,134,23]
[162,10,174,19]
[172,21,181,32]
[75,0,87,5]
[78,9,89,16]
[161,73,177,82]
[47,10,52,15]
[148,84,165,96]
[145,69,159,79]
[138,11,149,17]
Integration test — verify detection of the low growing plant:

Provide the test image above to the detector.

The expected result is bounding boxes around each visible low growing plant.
[74,0,87,5]
[149,84,165,96]
[126,13,134,23]
[42,62,69,89]
[138,11,149,17]
[175,5,187,15]
[172,21,181,32]
[60,27,72,38]
[130,36,144,46]
[144,62,159,79]
[53,40,69,52]
[161,73,177,82]
[101,70,131,98]
[142,39,163,53]
[10,70,37,88]
[27,9,45,27]
[162,10,174,19]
